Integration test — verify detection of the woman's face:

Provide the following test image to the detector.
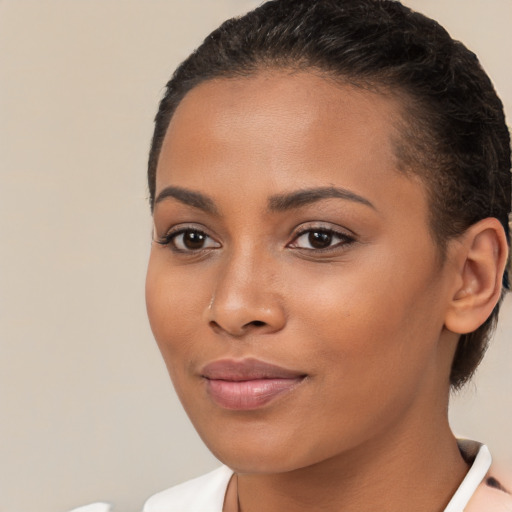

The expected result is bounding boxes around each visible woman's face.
[146,71,458,473]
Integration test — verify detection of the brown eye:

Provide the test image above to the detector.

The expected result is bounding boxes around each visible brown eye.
[182,231,207,250]
[308,231,333,249]
[290,227,355,251]
[166,229,221,252]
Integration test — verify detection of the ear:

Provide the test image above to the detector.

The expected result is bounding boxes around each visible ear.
[444,218,509,335]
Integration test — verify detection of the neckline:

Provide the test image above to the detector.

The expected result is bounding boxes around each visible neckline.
[223,440,492,512]
[443,441,492,512]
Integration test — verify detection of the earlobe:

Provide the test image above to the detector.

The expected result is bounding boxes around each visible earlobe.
[444,218,509,335]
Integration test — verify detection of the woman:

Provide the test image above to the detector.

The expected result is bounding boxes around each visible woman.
[75,0,512,510]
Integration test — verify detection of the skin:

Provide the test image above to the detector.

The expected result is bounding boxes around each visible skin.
[146,71,473,512]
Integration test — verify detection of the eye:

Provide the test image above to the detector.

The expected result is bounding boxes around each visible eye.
[289,228,355,251]
[157,228,221,252]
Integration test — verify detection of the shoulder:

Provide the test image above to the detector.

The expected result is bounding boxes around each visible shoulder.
[143,465,234,512]
[446,440,512,512]
[465,465,512,512]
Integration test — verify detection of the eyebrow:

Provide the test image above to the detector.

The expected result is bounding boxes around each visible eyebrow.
[268,186,375,211]
[154,186,218,214]
[154,185,375,215]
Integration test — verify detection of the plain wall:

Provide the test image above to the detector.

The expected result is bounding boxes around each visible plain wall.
[0,1,510,511]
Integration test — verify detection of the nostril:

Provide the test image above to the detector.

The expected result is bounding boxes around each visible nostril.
[208,319,268,336]
[248,320,266,327]
[209,320,221,330]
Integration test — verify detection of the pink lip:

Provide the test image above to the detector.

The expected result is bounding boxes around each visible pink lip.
[201,358,307,410]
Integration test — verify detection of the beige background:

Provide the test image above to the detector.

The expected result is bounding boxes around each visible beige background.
[0,1,510,511]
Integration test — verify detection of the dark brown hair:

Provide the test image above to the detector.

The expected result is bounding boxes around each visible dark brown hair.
[147,0,511,388]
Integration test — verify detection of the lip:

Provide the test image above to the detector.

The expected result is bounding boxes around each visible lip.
[200,358,307,410]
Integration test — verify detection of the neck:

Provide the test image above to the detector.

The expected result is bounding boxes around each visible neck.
[233,410,468,512]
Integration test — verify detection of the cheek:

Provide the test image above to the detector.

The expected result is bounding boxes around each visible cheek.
[145,253,210,363]
[286,269,441,447]
[290,251,443,378]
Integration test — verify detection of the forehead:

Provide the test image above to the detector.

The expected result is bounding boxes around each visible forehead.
[156,70,425,216]
[162,71,404,162]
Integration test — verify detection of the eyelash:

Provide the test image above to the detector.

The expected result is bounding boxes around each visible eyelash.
[155,227,220,253]
[288,226,356,253]
[155,226,356,254]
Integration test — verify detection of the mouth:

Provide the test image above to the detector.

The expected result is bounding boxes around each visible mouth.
[200,358,307,410]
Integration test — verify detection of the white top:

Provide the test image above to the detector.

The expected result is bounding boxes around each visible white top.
[444,442,492,512]
[143,465,234,512]
[71,440,509,512]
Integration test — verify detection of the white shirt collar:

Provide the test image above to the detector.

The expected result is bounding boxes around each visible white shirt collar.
[443,440,492,512]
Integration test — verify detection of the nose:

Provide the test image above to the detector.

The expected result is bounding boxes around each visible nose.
[206,250,286,337]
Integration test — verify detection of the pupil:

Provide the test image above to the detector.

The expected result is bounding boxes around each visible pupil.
[184,231,205,249]
[308,231,332,249]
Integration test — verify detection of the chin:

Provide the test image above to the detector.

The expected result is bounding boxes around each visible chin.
[200,429,333,475]
[216,451,305,474]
